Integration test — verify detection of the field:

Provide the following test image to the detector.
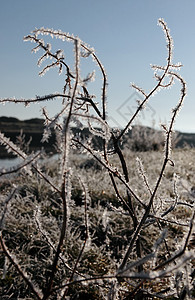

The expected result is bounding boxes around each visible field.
[0,146,194,299]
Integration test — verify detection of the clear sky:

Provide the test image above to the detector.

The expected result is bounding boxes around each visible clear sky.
[0,0,195,133]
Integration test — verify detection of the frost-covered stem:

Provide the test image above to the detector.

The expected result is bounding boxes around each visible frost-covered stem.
[119,78,186,271]
[42,168,69,298]
[43,39,80,300]
[109,173,139,215]
[111,133,129,183]
[0,94,100,112]
[117,75,167,141]
[120,121,176,270]
[111,132,143,268]
[108,19,174,269]
[137,158,172,260]
[154,211,194,271]
[73,131,146,265]
[81,44,107,120]
[148,215,191,227]
[62,179,89,298]
[24,29,106,117]
[119,153,169,271]
[61,39,80,174]
[87,46,141,240]
[119,20,186,271]
[0,93,66,104]
[33,166,61,194]
[117,19,173,141]
[126,190,143,272]
[24,34,74,78]
[0,234,42,299]
[34,207,82,275]
[94,53,107,120]
[72,137,144,208]
[42,196,67,299]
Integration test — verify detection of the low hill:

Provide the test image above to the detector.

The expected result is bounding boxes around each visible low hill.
[0,117,55,158]
[0,116,194,158]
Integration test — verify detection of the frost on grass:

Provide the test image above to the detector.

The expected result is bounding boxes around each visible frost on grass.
[0,19,194,300]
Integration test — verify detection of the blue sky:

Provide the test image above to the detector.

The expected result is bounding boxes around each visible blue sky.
[0,0,195,132]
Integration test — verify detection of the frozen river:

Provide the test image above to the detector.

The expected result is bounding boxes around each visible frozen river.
[0,157,22,169]
[0,154,59,171]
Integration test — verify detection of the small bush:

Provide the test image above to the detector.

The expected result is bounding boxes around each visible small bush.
[0,19,194,299]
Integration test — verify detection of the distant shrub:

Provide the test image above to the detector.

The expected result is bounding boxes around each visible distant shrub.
[123,125,181,152]
[0,19,194,299]
[124,125,164,151]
